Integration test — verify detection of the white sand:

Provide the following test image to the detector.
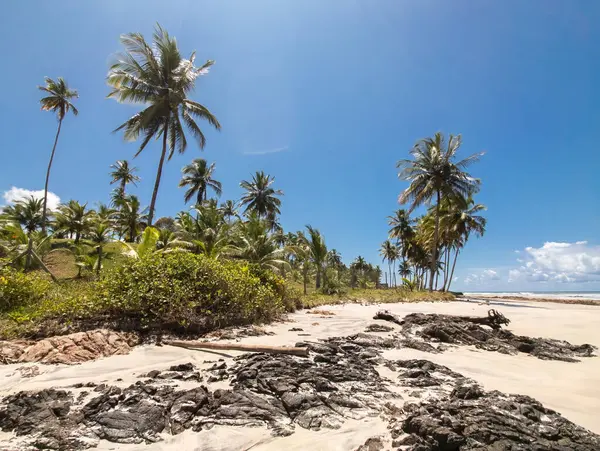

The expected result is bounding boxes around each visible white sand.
[1,298,599,449]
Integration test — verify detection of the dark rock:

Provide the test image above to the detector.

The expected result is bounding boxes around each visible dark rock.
[365,324,395,333]
[289,327,304,332]
[169,362,194,372]
[398,313,597,362]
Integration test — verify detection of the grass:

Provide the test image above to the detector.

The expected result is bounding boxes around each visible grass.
[300,288,454,308]
[41,239,132,280]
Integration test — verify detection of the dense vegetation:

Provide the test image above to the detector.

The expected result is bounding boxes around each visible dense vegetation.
[0,25,483,339]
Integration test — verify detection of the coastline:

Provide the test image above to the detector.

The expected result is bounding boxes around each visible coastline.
[461,294,600,306]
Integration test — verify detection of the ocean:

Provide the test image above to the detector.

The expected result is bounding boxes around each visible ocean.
[463,291,600,301]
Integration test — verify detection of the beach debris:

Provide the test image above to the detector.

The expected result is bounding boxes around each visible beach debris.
[0,330,138,365]
[163,339,310,357]
[375,308,510,330]
[306,309,336,316]
[204,325,275,340]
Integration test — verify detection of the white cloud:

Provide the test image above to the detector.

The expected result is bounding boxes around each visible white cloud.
[2,187,61,211]
[243,145,289,156]
[464,268,500,285]
[508,241,600,284]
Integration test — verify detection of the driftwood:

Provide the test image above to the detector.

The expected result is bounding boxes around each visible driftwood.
[374,309,510,330]
[163,339,309,357]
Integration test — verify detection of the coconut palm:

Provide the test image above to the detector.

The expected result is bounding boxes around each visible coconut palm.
[110,160,140,201]
[220,200,238,222]
[115,195,147,242]
[397,132,483,290]
[304,225,327,289]
[388,209,414,261]
[53,200,94,244]
[89,221,111,275]
[107,24,221,226]
[229,216,287,272]
[239,171,283,219]
[39,77,79,234]
[179,158,222,204]
[443,195,486,291]
[1,196,44,235]
[327,249,343,269]
[379,240,398,288]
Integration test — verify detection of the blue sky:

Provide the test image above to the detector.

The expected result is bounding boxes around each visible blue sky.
[1,1,599,291]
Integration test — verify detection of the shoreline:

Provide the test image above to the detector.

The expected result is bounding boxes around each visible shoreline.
[460,294,600,306]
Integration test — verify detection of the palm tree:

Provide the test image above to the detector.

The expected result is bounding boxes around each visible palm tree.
[107,24,221,226]
[220,200,238,222]
[179,158,222,204]
[53,200,93,244]
[304,225,327,289]
[239,171,283,219]
[1,196,45,270]
[115,195,147,242]
[110,160,140,200]
[398,260,412,279]
[39,77,79,233]
[327,249,343,269]
[229,216,287,272]
[379,239,397,288]
[397,132,483,291]
[444,195,486,291]
[1,196,44,236]
[89,222,111,275]
[388,209,414,261]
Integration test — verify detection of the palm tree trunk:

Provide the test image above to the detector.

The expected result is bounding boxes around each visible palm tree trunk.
[96,245,103,276]
[316,267,321,289]
[388,263,391,289]
[42,118,63,234]
[303,265,308,295]
[429,190,441,291]
[393,260,397,288]
[442,246,451,291]
[148,119,169,226]
[25,234,33,271]
[447,248,460,292]
[120,179,127,201]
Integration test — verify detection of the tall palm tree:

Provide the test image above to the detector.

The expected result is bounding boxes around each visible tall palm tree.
[107,24,221,226]
[388,209,414,261]
[397,132,483,291]
[239,171,283,219]
[39,77,79,233]
[444,194,486,291]
[110,160,140,200]
[179,158,222,204]
[379,239,397,287]
[304,225,328,289]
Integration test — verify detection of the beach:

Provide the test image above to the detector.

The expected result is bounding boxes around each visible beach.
[1,298,599,450]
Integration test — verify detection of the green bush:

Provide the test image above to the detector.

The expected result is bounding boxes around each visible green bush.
[0,263,51,313]
[97,253,286,331]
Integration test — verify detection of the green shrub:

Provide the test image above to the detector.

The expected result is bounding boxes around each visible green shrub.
[97,253,285,331]
[0,263,51,313]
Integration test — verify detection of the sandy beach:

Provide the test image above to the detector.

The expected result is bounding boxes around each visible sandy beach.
[1,298,599,450]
